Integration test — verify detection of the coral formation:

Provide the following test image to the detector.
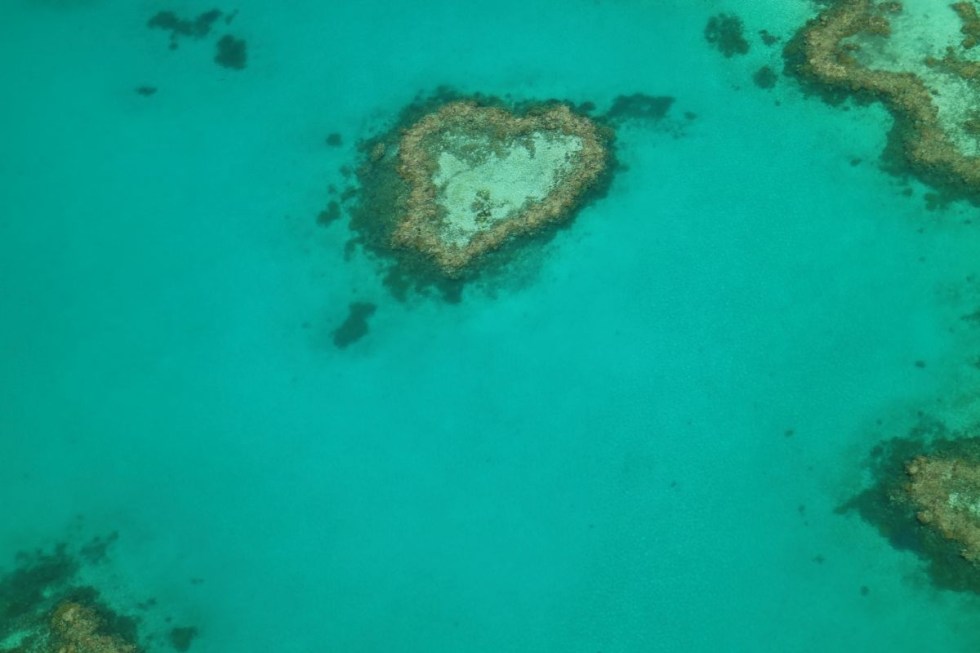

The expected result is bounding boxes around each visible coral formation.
[49,602,137,653]
[759,29,781,47]
[169,626,199,652]
[147,9,224,49]
[347,90,614,298]
[214,35,247,70]
[0,534,192,653]
[906,454,980,562]
[953,2,980,49]
[704,13,750,57]
[604,94,675,124]
[784,0,980,202]
[842,431,980,593]
[332,302,376,348]
[147,8,245,72]
[752,65,778,89]
[316,200,341,227]
[391,101,608,275]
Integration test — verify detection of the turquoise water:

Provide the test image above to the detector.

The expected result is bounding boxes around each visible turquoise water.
[3,0,980,650]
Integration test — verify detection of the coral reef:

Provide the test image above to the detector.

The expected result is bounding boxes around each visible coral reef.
[347,90,614,299]
[906,454,980,562]
[784,0,980,202]
[148,8,245,72]
[316,200,341,227]
[49,602,137,653]
[0,534,193,653]
[953,2,980,49]
[147,9,224,50]
[842,431,980,593]
[168,626,199,653]
[332,302,376,349]
[214,35,247,70]
[392,101,609,276]
[704,13,750,58]
[604,94,675,124]
[752,65,778,89]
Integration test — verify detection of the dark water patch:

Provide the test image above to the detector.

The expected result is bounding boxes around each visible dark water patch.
[135,85,157,96]
[332,302,377,348]
[79,531,118,565]
[215,34,247,69]
[148,9,223,49]
[325,133,343,147]
[170,625,199,651]
[604,94,674,124]
[339,186,358,203]
[317,201,342,227]
[704,13,750,58]
[759,29,780,46]
[1,544,78,621]
[752,66,778,90]
[960,306,980,323]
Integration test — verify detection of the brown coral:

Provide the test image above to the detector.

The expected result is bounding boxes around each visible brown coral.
[50,602,137,653]
[906,455,980,563]
[392,101,609,276]
[785,0,980,197]
[953,2,980,49]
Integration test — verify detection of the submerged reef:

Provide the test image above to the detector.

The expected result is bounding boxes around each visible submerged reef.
[214,34,247,70]
[348,90,615,299]
[148,8,245,72]
[147,9,223,49]
[752,65,778,90]
[332,302,376,348]
[394,102,608,275]
[906,454,980,562]
[0,544,139,653]
[48,602,137,653]
[704,13,751,58]
[842,431,980,593]
[0,534,196,653]
[784,0,980,202]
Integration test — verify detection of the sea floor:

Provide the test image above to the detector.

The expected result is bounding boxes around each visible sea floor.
[3,0,980,651]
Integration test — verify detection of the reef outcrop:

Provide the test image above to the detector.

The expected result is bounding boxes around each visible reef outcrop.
[348,91,614,298]
[784,0,980,201]
[0,534,193,653]
[906,453,980,562]
[49,602,137,653]
[392,101,608,276]
[843,432,980,593]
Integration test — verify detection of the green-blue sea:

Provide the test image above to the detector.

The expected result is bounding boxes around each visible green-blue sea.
[4,0,980,650]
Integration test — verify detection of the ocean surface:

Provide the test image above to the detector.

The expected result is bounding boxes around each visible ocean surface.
[3,0,980,651]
